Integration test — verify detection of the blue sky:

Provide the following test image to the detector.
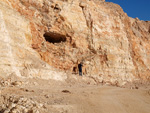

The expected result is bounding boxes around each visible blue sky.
[105,0,150,21]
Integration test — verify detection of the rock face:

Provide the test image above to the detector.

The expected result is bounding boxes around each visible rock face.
[0,0,150,82]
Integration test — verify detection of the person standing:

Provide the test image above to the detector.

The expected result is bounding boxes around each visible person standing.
[78,62,83,76]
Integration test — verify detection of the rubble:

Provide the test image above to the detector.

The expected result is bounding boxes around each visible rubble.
[0,95,46,113]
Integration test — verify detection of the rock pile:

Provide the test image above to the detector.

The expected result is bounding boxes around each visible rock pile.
[0,78,24,87]
[0,95,46,113]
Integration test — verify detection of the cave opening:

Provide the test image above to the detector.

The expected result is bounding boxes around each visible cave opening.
[44,32,66,43]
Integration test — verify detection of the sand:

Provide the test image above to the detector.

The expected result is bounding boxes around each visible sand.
[0,76,150,113]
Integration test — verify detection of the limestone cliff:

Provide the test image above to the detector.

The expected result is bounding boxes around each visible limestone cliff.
[0,0,150,83]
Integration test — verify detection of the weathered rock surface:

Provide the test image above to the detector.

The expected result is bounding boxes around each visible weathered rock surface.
[0,0,150,82]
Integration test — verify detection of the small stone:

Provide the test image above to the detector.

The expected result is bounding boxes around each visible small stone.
[11,81,22,86]
[62,90,71,93]
[44,94,49,98]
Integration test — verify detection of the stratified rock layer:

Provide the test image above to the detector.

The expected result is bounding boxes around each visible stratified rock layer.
[0,0,150,82]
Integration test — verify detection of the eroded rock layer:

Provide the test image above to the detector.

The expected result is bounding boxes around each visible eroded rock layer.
[0,0,150,82]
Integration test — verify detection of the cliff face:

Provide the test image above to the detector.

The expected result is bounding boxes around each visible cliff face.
[0,0,150,82]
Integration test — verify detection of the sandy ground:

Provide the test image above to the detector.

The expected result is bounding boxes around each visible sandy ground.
[0,75,150,113]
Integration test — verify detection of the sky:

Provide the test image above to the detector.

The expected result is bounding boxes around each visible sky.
[105,0,150,21]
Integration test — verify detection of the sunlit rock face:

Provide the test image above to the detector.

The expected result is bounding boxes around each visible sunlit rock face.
[0,0,150,82]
